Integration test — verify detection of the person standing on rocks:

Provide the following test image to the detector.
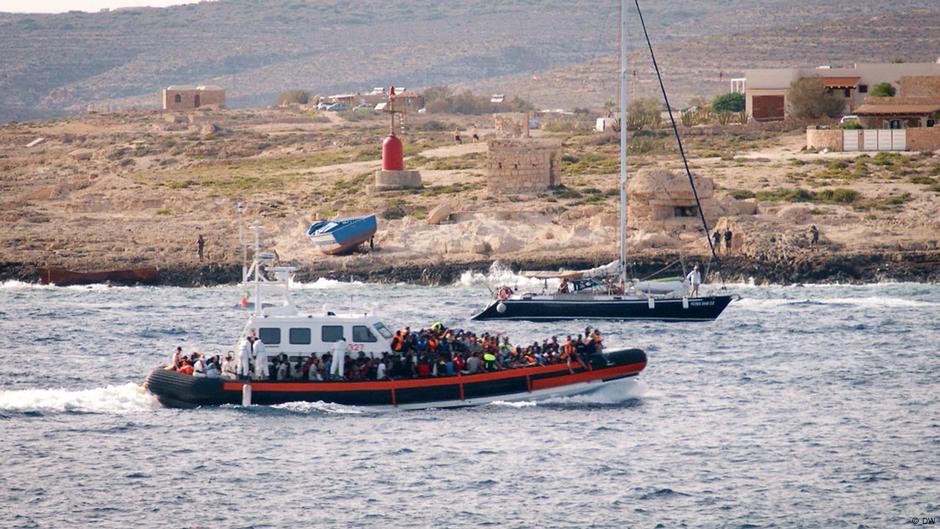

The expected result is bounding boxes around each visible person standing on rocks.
[196,234,205,262]
[454,128,462,145]
[712,230,721,254]
[810,225,819,249]
[723,229,733,253]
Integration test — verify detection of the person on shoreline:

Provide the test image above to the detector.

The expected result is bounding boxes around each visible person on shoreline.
[196,234,205,262]
[723,229,733,253]
[810,225,819,249]
[454,128,462,145]
[712,230,721,253]
[686,265,702,297]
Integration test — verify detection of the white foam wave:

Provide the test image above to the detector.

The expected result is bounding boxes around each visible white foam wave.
[290,278,364,290]
[270,400,366,414]
[456,261,557,290]
[541,378,646,405]
[488,400,537,408]
[0,383,160,414]
[737,296,938,309]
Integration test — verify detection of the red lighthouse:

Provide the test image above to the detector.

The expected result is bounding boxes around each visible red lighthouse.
[382,86,405,171]
[374,85,422,190]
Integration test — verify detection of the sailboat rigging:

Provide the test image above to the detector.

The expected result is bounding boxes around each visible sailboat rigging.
[471,0,734,322]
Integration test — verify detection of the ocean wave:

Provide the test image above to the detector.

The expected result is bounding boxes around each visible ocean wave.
[0,383,160,415]
[737,296,938,309]
[269,400,366,414]
[455,261,557,290]
[290,278,364,290]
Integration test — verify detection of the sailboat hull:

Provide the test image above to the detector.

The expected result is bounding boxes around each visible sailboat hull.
[472,295,733,322]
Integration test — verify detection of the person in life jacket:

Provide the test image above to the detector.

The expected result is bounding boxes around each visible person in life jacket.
[253,336,269,380]
[482,351,498,371]
[177,359,194,376]
[391,331,404,353]
[237,338,252,379]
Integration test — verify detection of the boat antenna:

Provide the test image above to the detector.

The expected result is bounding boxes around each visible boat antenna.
[618,0,629,290]
[252,222,262,316]
[633,0,723,276]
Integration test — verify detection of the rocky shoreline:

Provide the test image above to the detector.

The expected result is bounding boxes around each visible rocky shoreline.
[3,250,938,287]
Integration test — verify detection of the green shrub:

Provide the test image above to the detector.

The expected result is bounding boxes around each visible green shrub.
[277,90,310,105]
[816,188,860,204]
[711,92,745,113]
[870,82,896,97]
[728,189,756,200]
[786,78,846,118]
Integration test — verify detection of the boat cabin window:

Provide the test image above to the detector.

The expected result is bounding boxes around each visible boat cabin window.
[322,325,344,342]
[353,325,378,343]
[373,322,393,339]
[289,328,311,345]
[259,328,281,345]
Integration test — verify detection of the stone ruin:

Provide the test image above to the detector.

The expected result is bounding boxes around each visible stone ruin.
[627,168,722,232]
[486,113,561,194]
[493,112,530,139]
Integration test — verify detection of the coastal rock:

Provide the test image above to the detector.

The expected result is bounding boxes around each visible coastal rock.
[426,203,452,225]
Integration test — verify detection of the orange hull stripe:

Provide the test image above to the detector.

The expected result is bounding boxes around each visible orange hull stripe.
[222,361,645,393]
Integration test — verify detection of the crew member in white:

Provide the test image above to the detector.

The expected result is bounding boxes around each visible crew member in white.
[330,338,347,379]
[686,264,702,297]
[237,339,252,378]
[253,336,269,380]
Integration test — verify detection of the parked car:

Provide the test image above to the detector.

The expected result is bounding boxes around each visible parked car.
[352,103,374,112]
[840,115,860,124]
[316,101,332,111]
[325,103,347,112]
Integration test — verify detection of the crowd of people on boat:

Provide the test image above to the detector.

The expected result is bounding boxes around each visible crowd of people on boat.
[166,324,606,382]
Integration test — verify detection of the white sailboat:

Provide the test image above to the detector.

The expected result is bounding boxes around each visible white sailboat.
[472,0,733,322]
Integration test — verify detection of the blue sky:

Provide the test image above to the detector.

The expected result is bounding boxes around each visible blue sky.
[1,1,197,13]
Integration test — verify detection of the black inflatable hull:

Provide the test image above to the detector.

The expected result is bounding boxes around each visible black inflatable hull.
[472,295,732,322]
[144,348,647,409]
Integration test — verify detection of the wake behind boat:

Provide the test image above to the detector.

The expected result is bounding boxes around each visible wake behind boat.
[145,227,647,410]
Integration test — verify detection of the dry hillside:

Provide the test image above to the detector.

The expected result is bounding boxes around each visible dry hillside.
[1,0,938,122]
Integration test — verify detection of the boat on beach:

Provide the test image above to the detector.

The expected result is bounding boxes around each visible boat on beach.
[144,228,647,409]
[306,214,377,255]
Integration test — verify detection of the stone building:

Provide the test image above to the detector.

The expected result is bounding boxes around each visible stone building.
[627,169,722,232]
[162,85,226,111]
[486,113,560,194]
[486,139,560,194]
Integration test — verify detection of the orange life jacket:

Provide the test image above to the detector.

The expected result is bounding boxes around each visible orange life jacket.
[392,335,403,352]
[179,364,194,375]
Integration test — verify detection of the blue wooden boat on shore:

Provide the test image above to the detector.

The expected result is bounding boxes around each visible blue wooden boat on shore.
[306,214,377,255]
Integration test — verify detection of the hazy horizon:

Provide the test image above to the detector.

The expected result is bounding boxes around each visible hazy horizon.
[1,0,197,14]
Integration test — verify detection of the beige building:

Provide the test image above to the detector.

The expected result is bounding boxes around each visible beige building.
[742,61,940,121]
[486,113,560,194]
[162,85,226,111]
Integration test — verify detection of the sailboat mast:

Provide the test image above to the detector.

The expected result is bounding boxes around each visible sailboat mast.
[618,0,629,288]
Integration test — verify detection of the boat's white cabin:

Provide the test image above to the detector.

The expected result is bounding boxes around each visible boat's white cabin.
[241,313,393,359]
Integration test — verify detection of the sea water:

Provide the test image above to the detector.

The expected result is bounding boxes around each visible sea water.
[0,277,937,528]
